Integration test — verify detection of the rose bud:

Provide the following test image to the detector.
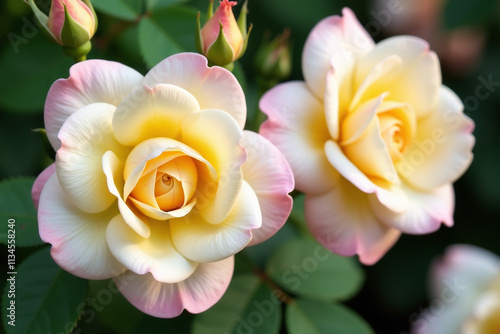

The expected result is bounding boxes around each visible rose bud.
[26,0,97,61]
[196,0,252,70]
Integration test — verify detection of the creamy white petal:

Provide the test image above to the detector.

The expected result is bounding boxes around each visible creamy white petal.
[181,109,246,224]
[170,181,261,262]
[56,102,128,213]
[399,86,475,190]
[302,8,374,99]
[106,215,198,283]
[38,174,126,279]
[260,82,339,194]
[102,151,151,238]
[45,60,143,150]
[370,183,454,234]
[143,53,246,129]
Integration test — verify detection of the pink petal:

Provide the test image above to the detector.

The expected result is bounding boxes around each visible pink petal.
[45,60,143,151]
[38,173,126,279]
[430,245,500,300]
[32,164,56,210]
[302,7,374,99]
[142,53,246,129]
[240,131,294,245]
[413,245,500,334]
[370,183,454,234]
[399,86,475,191]
[305,177,401,265]
[114,256,234,318]
[259,82,339,194]
[179,256,234,313]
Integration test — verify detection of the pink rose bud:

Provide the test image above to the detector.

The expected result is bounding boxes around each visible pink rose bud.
[196,0,252,70]
[26,0,97,61]
[47,0,97,47]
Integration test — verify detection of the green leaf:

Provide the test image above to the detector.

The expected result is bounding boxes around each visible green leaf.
[0,36,73,113]
[232,61,247,93]
[146,0,188,11]
[138,6,198,68]
[266,238,364,301]
[0,177,43,247]
[286,299,374,334]
[2,247,88,334]
[192,274,282,334]
[443,0,499,29]
[91,0,141,21]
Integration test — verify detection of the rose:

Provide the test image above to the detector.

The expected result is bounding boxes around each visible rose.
[27,0,97,48]
[32,53,294,317]
[196,0,251,69]
[259,8,475,264]
[412,245,500,334]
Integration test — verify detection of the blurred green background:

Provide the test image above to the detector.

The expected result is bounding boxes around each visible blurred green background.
[1,0,500,333]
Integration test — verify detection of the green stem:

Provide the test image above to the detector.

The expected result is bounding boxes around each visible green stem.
[73,55,86,63]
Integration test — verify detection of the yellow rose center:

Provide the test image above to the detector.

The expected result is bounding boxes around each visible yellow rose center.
[122,138,219,221]
[377,106,414,163]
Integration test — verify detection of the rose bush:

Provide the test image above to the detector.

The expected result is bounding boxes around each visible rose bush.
[32,53,294,317]
[413,245,500,334]
[260,8,475,264]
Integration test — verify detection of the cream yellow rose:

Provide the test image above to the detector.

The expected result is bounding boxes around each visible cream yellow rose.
[260,8,475,264]
[32,53,294,317]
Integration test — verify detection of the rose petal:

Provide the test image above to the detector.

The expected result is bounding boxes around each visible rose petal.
[38,173,126,279]
[431,245,500,300]
[325,140,408,213]
[102,151,151,238]
[114,256,233,318]
[341,95,400,184]
[413,245,500,334]
[181,109,246,224]
[143,53,246,129]
[106,215,198,283]
[302,7,374,100]
[356,36,441,118]
[112,84,200,147]
[305,177,401,265]
[399,86,475,190]
[348,55,402,112]
[179,256,234,314]
[260,82,339,194]
[170,181,261,262]
[240,131,294,245]
[32,164,56,210]
[45,60,143,150]
[56,102,128,213]
[370,183,454,234]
